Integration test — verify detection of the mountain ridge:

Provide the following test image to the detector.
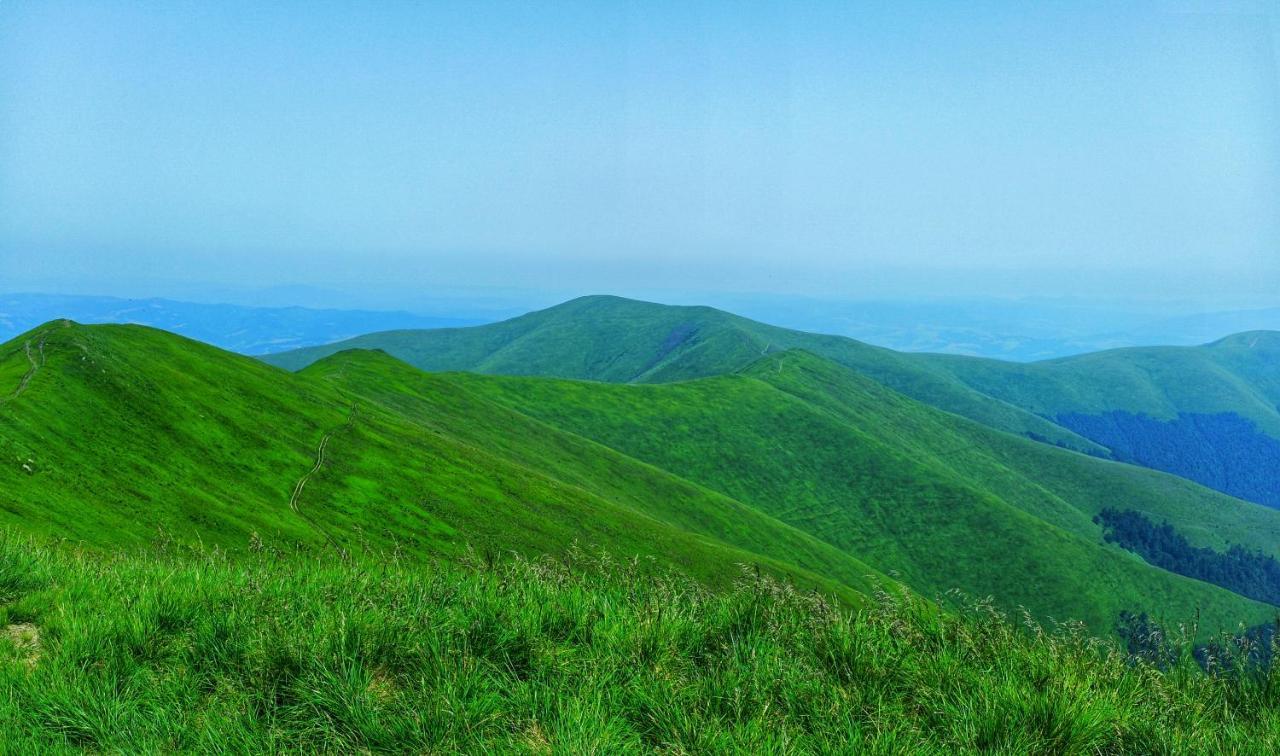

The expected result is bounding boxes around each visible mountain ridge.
[6,320,1280,636]
[0,320,881,602]
[263,295,1106,453]
[264,295,1280,507]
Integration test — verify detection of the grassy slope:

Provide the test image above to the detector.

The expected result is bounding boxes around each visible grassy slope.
[0,322,880,602]
[5,536,1280,752]
[744,350,1280,558]
[913,332,1280,507]
[264,296,1280,508]
[365,356,1277,636]
[298,349,889,599]
[263,295,1103,453]
[5,321,1275,635]
[264,296,1280,451]
[917,330,1280,435]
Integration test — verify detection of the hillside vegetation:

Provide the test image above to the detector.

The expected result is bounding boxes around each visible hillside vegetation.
[308,346,1280,636]
[0,321,879,603]
[7,314,1280,749]
[5,321,1280,638]
[265,296,1280,509]
[919,332,1280,507]
[410,352,1278,634]
[4,535,1280,752]
[925,332,1280,435]
[263,295,1102,453]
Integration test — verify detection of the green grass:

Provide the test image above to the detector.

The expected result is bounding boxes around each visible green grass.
[262,295,1104,453]
[919,330,1280,434]
[8,318,1280,749]
[741,350,1280,559]
[913,331,1280,508]
[5,533,1280,752]
[263,294,1280,460]
[0,321,877,604]
[264,293,1280,511]
[5,321,1278,640]
[432,351,1278,636]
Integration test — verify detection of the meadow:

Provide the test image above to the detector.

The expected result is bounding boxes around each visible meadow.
[4,321,1277,641]
[4,533,1280,752]
[8,317,1280,750]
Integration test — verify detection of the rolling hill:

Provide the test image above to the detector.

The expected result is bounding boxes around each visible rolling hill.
[263,295,1105,454]
[413,351,1280,634]
[292,337,1280,635]
[6,318,1280,638]
[265,295,1280,508]
[0,320,882,602]
[916,332,1280,507]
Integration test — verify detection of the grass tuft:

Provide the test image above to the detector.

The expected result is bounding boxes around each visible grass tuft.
[3,534,1280,751]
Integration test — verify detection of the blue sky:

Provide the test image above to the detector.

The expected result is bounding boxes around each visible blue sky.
[1,1,1277,307]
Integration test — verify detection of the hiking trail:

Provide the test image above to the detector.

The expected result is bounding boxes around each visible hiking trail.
[3,333,50,406]
[288,404,360,553]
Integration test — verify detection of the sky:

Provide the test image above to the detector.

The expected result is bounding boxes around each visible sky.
[1,0,1277,310]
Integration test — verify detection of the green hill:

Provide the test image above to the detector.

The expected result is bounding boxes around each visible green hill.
[739,350,1280,557]
[5,320,1279,638]
[416,352,1280,635]
[262,295,1104,454]
[921,331,1280,430]
[265,296,1280,508]
[0,321,881,603]
[914,332,1280,506]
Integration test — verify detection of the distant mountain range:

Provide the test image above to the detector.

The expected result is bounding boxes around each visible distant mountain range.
[0,293,484,355]
[698,295,1280,361]
[6,291,1279,361]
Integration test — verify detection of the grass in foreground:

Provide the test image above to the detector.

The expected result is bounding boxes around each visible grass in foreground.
[3,535,1280,752]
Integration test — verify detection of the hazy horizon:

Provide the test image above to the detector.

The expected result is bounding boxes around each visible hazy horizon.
[3,1,1278,308]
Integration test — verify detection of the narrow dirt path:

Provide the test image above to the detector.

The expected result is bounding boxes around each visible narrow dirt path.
[2,322,71,408]
[3,333,49,406]
[288,404,359,554]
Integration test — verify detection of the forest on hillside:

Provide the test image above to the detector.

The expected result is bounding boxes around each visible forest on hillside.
[1062,412,1280,508]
